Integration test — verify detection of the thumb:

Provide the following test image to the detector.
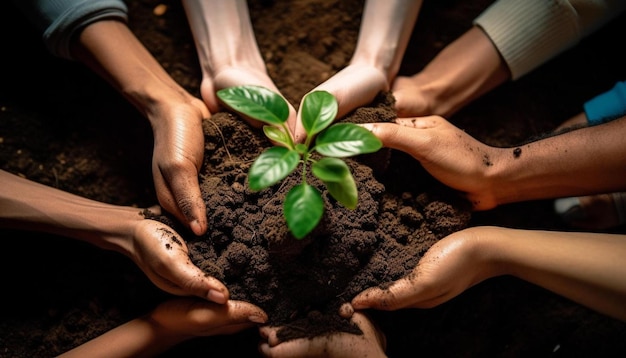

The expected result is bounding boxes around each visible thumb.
[351,277,417,311]
[227,300,268,324]
[358,122,422,155]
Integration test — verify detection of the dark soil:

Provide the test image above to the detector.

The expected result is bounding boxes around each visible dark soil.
[1,0,626,357]
[150,91,471,341]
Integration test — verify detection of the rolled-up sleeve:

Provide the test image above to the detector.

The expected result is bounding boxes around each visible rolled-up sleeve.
[13,0,128,60]
[474,0,626,80]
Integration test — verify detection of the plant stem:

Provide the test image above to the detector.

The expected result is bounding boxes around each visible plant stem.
[280,123,296,149]
[300,152,309,184]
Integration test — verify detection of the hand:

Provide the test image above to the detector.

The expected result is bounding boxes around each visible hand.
[391,75,433,117]
[150,95,211,236]
[150,297,267,337]
[129,206,229,304]
[58,297,267,357]
[201,66,298,134]
[258,312,387,358]
[181,0,298,138]
[293,63,388,142]
[360,116,501,210]
[351,227,493,310]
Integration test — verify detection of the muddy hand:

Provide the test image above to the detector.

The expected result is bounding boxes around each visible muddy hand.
[351,228,492,310]
[359,116,501,210]
[258,312,387,358]
[134,210,229,304]
[150,95,210,236]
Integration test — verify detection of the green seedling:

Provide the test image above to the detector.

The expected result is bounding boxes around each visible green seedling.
[217,85,382,239]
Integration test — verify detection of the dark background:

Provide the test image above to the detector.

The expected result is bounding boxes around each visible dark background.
[1,0,626,356]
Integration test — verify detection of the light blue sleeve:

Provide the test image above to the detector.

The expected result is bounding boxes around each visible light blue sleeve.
[12,0,128,60]
[584,81,626,126]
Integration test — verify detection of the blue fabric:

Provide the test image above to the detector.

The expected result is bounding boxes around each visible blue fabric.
[12,0,128,60]
[584,81,626,126]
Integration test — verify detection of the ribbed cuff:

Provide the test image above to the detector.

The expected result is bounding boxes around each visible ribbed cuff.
[474,0,580,80]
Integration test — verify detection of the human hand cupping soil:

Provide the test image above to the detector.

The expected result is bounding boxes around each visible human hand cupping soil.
[258,311,387,358]
[359,116,501,210]
[350,227,492,310]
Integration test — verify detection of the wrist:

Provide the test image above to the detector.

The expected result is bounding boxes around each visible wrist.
[407,26,510,117]
[481,146,532,208]
[0,174,140,256]
[466,226,511,278]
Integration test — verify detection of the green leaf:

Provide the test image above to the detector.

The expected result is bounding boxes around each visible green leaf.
[312,158,357,209]
[315,123,382,157]
[248,146,300,191]
[284,183,324,239]
[263,126,293,149]
[301,91,338,136]
[217,85,289,126]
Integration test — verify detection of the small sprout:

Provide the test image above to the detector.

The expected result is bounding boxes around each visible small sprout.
[217,85,382,239]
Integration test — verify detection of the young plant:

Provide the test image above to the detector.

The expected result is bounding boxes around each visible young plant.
[217,85,382,239]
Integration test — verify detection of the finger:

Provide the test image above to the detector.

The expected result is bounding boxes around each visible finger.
[149,223,230,303]
[314,64,388,119]
[164,165,207,236]
[258,325,281,346]
[358,122,426,156]
[144,205,162,216]
[351,277,417,310]
[339,302,354,318]
[227,300,268,325]
[258,338,317,357]
[177,262,230,304]
[182,299,266,326]
[394,115,442,129]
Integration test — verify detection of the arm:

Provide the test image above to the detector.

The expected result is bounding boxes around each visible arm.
[0,170,228,303]
[392,26,510,118]
[181,0,297,131]
[352,226,626,322]
[70,20,210,236]
[59,298,267,358]
[392,0,626,118]
[14,0,210,236]
[312,0,423,119]
[360,116,626,210]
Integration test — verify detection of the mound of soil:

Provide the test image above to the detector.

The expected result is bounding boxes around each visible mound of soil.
[152,92,471,340]
[2,0,626,357]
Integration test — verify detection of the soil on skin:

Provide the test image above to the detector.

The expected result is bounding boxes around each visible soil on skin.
[2,0,626,357]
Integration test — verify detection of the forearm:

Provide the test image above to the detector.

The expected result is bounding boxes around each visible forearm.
[488,117,626,205]
[351,0,422,81]
[0,170,137,254]
[475,0,626,80]
[58,315,187,358]
[485,227,626,321]
[182,0,267,78]
[70,20,186,122]
[403,26,510,117]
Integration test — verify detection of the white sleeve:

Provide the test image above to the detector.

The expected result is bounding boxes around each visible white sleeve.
[474,0,626,80]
